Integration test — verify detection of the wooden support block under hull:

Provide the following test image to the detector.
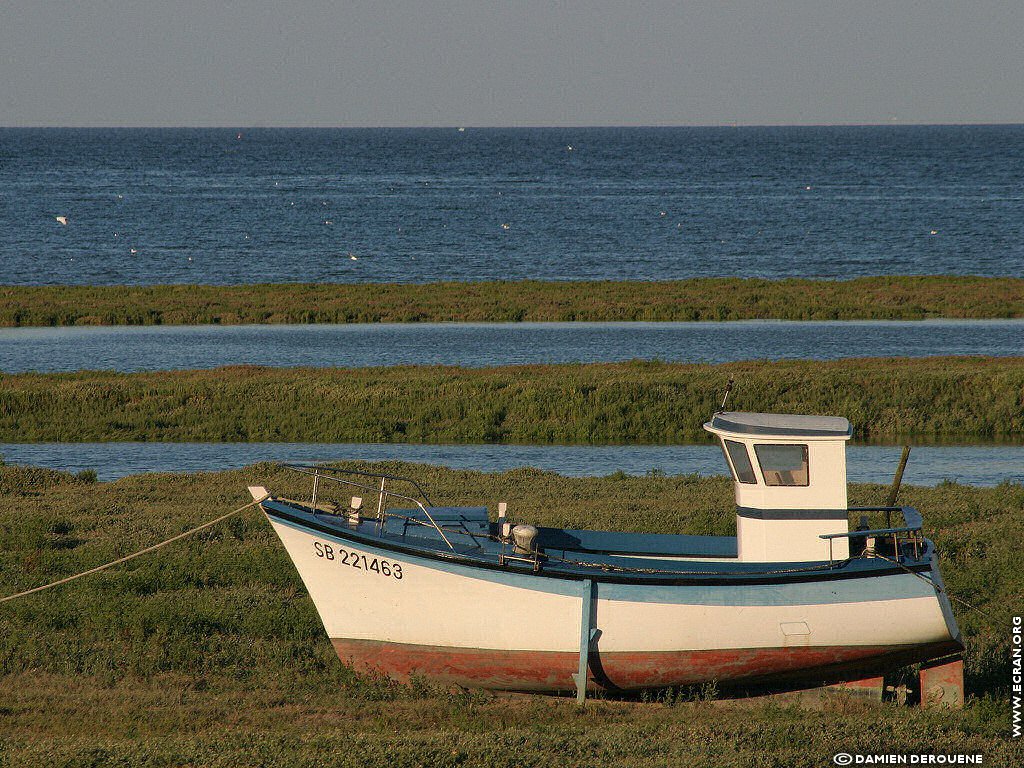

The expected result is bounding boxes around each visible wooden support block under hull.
[331,638,960,694]
[919,655,965,709]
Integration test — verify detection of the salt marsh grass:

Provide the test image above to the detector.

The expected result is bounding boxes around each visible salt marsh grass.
[3,356,1024,443]
[3,276,1024,326]
[0,463,1020,765]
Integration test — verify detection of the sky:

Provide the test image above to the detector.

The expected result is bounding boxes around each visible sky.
[1,1,1022,127]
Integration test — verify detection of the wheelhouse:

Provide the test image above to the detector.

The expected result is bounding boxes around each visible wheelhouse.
[704,412,853,563]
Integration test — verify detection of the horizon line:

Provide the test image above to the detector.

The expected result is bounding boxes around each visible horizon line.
[2,121,1024,130]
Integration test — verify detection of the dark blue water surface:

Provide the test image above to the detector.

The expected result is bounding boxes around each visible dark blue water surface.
[1,319,1022,373]
[0,442,1019,487]
[3,126,1023,285]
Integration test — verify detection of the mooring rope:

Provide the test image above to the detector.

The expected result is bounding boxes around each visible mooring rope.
[872,551,998,623]
[0,494,268,605]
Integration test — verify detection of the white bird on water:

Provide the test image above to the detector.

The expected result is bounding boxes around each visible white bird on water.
[55,216,67,226]
[349,253,358,261]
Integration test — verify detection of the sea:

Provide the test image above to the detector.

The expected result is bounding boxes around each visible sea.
[3,125,1024,285]
[0,442,1021,487]
[1,319,1022,373]
[3,126,1023,482]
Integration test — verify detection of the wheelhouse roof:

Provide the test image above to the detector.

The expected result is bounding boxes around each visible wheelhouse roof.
[706,411,852,438]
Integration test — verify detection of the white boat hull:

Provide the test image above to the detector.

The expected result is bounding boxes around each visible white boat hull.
[267,511,961,692]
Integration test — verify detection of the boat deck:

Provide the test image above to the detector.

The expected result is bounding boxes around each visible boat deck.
[262,498,931,585]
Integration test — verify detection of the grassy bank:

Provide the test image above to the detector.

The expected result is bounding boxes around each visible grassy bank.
[0,463,1020,766]
[2,357,1024,443]
[3,275,1024,326]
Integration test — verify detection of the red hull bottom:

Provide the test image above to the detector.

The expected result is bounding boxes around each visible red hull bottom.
[332,638,961,693]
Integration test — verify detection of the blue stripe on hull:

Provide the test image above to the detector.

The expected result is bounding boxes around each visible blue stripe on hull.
[269,512,937,608]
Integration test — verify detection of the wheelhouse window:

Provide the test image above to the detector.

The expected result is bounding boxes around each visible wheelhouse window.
[722,439,757,484]
[754,444,809,486]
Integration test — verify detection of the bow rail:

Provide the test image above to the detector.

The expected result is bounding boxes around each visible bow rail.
[281,463,454,550]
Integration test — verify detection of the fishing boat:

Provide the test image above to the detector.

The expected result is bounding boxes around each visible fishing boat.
[248,411,964,703]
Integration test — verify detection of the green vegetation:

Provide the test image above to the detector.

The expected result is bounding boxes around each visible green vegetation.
[0,463,1020,766]
[3,356,1024,443]
[3,275,1024,326]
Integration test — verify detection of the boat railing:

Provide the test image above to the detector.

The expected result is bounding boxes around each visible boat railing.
[820,505,925,564]
[281,464,455,551]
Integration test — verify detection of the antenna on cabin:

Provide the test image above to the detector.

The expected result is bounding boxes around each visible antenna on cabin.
[717,378,734,413]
